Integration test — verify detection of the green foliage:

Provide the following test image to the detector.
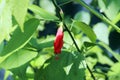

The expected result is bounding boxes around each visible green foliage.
[98,0,120,20]
[0,0,12,43]
[0,0,120,80]
[0,18,39,56]
[74,11,91,24]
[108,63,120,80]
[35,51,85,80]
[93,22,109,44]
[28,4,59,21]
[73,20,97,43]
[98,42,120,62]
[9,0,29,31]
[0,49,37,69]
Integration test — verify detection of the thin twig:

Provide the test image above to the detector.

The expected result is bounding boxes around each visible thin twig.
[52,0,63,21]
[52,0,96,80]
[63,23,82,53]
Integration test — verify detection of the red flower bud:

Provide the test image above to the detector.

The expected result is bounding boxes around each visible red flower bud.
[54,26,64,54]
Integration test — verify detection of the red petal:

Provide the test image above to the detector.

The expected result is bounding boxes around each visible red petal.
[54,26,64,54]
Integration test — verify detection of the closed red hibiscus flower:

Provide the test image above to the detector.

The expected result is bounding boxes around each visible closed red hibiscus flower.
[54,25,64,54]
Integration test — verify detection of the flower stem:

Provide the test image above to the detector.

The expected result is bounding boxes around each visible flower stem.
[52,0,96,80]
[63,23,81,53]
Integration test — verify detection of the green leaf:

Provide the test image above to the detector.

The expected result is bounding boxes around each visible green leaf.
[11,63,28,80]
[86,57,97,69]
[9,0,29,31]
[0,18,39,56]
[73,21,97,42]
[74,11,91,24]
[28,5,59,21]
[35,51,85,80]
[40,0,55,15]
[84,42,96,48]
[97,52,114,66]
[29,36,55,50]
[0,42,4,53]
[93,22,109,44]
[63,31,73,45]
[0,0,12,43]
[66,52,85,80]
[31,48,53,69]
[108,62,120,80]
[0,49,37,69]
[98,42,120,62]
[98,0,106,12]
[98,0,120,20]
[0,0,5,15]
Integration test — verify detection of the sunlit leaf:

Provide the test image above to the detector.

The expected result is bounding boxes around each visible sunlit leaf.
[73,21,97,42]
[31,48,53,69]
[108,62,120,80]
[40,0,55,14]
[98,0,120,20]
[74,11,91,24]
[0,49,37,69]
[28,5,59,21]
[0,0,5,15]
[93,22,109,44]
[0,0,12,43]
[9,0,29,31]
[98,42,120,62]
[98,0,106,12]
[97,52,114,66]
[86,57,97,69]
[63,31,73,45]
[0,18,39,56]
